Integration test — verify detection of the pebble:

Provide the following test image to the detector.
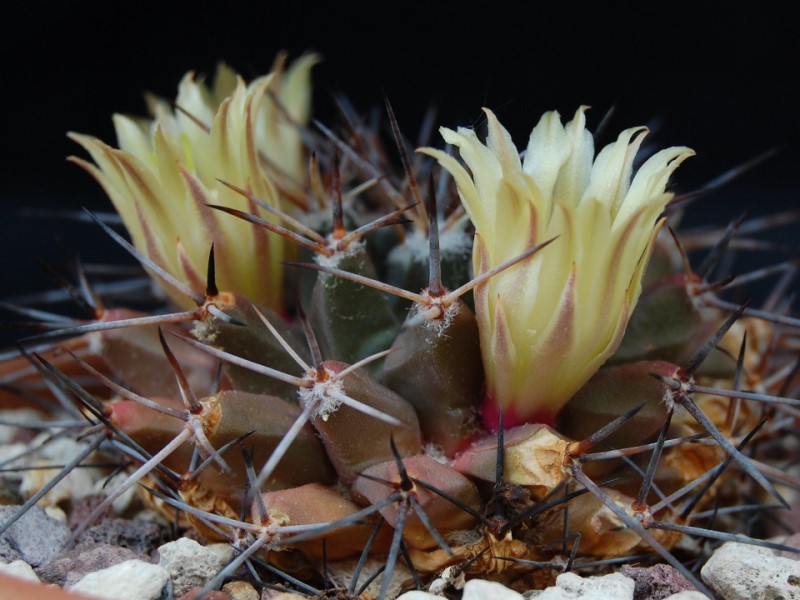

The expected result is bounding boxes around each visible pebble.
[157,537,234,597]
[68,559,171,600]
[428,565,466,594]
[0,558,40,582]
[701,541,800,600]
[0,505,69,567]
[223,580,260,600]
[44,505,68,523]
[18,435,105,506]
[620,563,695,599]
[68,495,114,530]
[37,542,140,587]
[535,572,635,599]
[91,469,140,514]
[399,577,706,600]
[463,579,524,600]
[76,517,165,555]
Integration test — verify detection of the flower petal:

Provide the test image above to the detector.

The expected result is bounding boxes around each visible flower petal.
[523,110,571,206]
[582,126,648,216]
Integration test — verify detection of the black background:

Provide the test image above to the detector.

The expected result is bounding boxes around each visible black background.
[3,3,798,343]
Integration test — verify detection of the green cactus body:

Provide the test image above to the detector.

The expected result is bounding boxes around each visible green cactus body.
[110,390,335,510]
[352,455,483,550]
[258,482,393,560]
[559,360,676,451]
[384,227,474,315]
[609,274,728,372]
[191,294,310,399]
[306,360,422,484]
[382,298,483,456]
[309,245,400,373]
[91,308,218,399]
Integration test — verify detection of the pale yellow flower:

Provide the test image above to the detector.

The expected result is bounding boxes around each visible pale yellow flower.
[423,108,693,429]
[69,53,318,313]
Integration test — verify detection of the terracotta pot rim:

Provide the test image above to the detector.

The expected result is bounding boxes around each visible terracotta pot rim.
[0,572,97,600]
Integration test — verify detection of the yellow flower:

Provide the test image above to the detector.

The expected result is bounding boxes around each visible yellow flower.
[422,108,693,429]
[69,53,318,313]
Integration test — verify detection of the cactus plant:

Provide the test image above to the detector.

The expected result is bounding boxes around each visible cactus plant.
[2,53,799,600]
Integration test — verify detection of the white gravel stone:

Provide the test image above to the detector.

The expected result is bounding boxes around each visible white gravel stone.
[157,536,233,596]
[19,435,105,506]
[0,410,47,444]
[463,579,524,600]
[701,541,800,600]
[0,559,40,582]
[0,443,28,471]
[223,580,260,600]
[663,592,708,600]
[536,572,635,599]
[92,469,139,514]
[44,505,67,523]
[68,559,170,600]
[397,592,442,600]
[428,565,466,594]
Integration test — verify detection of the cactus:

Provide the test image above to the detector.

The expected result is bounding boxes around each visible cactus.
[2,53,800,599]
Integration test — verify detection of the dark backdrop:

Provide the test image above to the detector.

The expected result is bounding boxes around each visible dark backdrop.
[3,3,797,343]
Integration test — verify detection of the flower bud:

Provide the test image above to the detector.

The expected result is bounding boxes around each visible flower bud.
[423,108,693,429]
[70,54,318,313]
